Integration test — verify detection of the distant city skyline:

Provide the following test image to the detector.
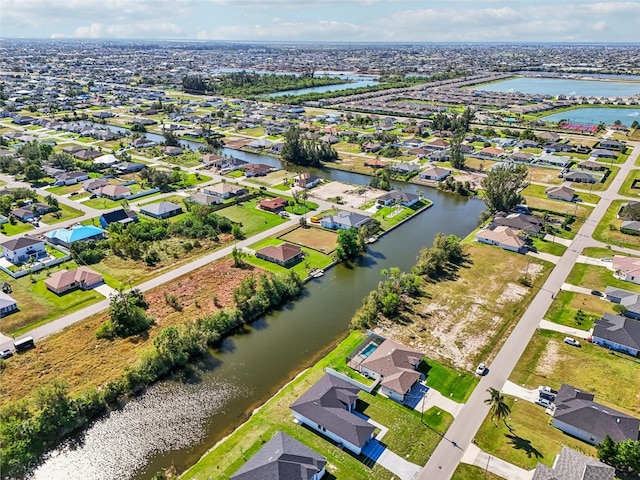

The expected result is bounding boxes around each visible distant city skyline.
[1,0,639,43]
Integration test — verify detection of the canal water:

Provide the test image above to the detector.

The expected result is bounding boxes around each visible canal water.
[29,143,485,479]
[541,107,640,127]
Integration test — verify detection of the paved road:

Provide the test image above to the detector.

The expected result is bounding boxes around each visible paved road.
[417,140,639,479]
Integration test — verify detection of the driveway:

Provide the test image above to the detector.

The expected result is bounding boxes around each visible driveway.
[538,319,592,339]
[543,234,572,247]
[414,384,464,418]
[94,283,117,299]
[461,444,534,480]
[576,255,614,268]
[560,282,595,295]
[501,381,539,404]
[526,251,561,263]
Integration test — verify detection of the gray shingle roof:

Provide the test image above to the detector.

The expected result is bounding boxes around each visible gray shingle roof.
[532,446,615,480]
[1,236,44,251]
[593,313,640,351]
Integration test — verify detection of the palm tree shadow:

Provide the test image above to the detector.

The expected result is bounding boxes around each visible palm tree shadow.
[505,433,543,459]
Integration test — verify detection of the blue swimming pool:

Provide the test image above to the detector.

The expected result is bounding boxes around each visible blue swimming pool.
[361,343,378,358]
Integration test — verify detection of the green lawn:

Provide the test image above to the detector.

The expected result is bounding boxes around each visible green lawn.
[588,164,619,192]
[521,183,600,205]
[179,173,212,187]
[419,358,478,403]
[40,203,84,225]
[245,237,333,278]
[271,184,290,191]
[617,169,640,197]
[582,246,637,259]
[510,329,640,415]
[0,221,34,236]
[181,332,453,480]
[593,200,640,249]
[372,199,431,230]
[161,152,202,168]
[0,264,105,335]
[545,290,613,330]
[530,237,567,256]
[285,200,319,215]
[225,170,244,178]
[475,396,595,470]
[566,262,640,293]
[46,184,83,195]
[218,199,287,236]
[452,464,502,480]
[81,197,126,210]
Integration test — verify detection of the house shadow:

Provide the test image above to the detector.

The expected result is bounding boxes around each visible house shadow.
[505,433,543,459]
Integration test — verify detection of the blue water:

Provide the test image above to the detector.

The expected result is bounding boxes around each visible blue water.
[267,79,378,97]
[361,343,378,358]
[542,108,640,127]
[473,77,640,97]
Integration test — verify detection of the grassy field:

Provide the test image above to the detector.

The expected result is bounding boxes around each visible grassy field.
[617,169,640,198]
[245,237,333,277]
[566,262,640,293]
[545,290,613,330]
[588,165,619,192]
[452,464,502,480]
[280,226,337,254]
[0,221,34,236]
[593,200,640,249]
[372,199,431,230]
[81,196,126,210]
[475,396,595,470]
[525,167,563,185]
[521,183,600,205]
[0,264,105,335]
[46,183,83,195]
[181,332,454,480]
[218,198,287,236]
[524,196,593,220]
[161,152,202,168]
[530,237,567,256]
[419,358,478,402]
[40,203,85,225]
[582,246,637,259]
[510,329,640,414]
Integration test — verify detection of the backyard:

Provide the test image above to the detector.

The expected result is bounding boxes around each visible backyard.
[372,199,432,230]
[279,225,337,254]
[245,237,333,278]
[218,198,287,236]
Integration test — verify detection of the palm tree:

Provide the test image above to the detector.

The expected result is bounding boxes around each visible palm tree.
[485,387,511,428]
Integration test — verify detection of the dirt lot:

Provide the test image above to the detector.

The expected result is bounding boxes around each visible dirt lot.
[0,258,261,406]
[246,170,291,187]
[279,226,337,253]
[372,244,551,371]
[311,181,386,209]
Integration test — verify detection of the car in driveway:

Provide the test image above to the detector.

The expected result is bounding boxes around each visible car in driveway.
[0,349,13,359]
[475,363,487,376]
[564,337,581,347]
[590,290,603,297]
[535,397,554,408]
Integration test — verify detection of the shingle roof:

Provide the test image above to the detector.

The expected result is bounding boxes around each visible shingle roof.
[230,431,326,480]
[361,339,423,395]
[140,201,182,216]
[593,313,640,351]
[1,236,44,251]
[256,243,302,263]
[532,446,615,480]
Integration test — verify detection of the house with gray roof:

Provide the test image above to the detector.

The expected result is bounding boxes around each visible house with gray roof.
[139,201,183,219]
[551,384,640,445]
[230,431,326,480]
[592,312,640,357]
[320,211,372,231]
[532,446,615,480]
[376,190,420,207]
[604,286,640,319]
[0,291,18,316]
[1,237,47,264]
[564,171,597,184]
[290,374,375,455]
[492,212,543,234]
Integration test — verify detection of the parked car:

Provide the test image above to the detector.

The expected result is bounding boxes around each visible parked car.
[279,212,290,218]
[538,385,558,395]
[259,186,267,190]
[601,257,612,262]
[564,337,581,347]
[590,290,603,297]
[475,363,487,376]
[535,397,553,408]
[0,349,13,359]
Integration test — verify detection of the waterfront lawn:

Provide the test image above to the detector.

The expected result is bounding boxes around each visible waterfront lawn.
[419,358,478,403]
[0,221,34,236]
[617,168,640,197]
[529,237,567,256]
[593,200,640,249]
[544,290,613,330]
[218,199,287,236]
[40,203,84,224]
[325,331,377,387]
[565,262,640,293]
[372,199,431,230]
[521,183,600,205]
[245,237,332,277]
[452,464,502,480]
[475,396,595,470]
[181,332,453,480]
[244,170,291,187]
[0,264,105,336]
[511,329,640,415]
[279,226,337,254]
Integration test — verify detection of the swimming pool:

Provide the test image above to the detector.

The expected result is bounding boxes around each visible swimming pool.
[360,343,378,358]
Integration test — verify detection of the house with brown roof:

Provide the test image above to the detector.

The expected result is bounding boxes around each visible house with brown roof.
[243,163,272,177]
[545,185,576,202]
[613,255,640,285]
[360,339,424,402]
[255,243,303,267]
[94,184,131,200]
[475,225,526,253]
[364,158,389,168]
[258,197,288,213]
[44,267,103,295]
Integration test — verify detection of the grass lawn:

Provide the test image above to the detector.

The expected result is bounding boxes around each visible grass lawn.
[0,221,34,236]
[582,246,637,259]
[279,226,337,254]
[510,329,640,415]
[593,200,640,249]
[521,183,600,205]
[245,237,333,278]
[40,203,84,225]
[525,196,593,220]
[46,183,83,195]
[218,199,287,236]
[181,332,453,480]
[588,165,619,192]
[0,264,105,335]
[225,170,244,179]
[452,464,502,480]
[285,200,319,215]
[271,184,290,191]
[161,152,202,168]
[475,396,595,470]
[372,199,431,230]
[530,237,567,256]
[419,358,478,403]
[180,173,212,187]
[545,290,613,330]
[82,196,126,210]
[617,169,640,197]
[325,331,377,387]
[566,262,640,293]
[525,167,563,185]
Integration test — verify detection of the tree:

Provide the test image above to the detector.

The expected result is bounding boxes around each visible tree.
[231,245,246,267]
[163,131,180,147]
[484,387,511,428]
[334,228,360,261]
[449,133,465,170]
[597,435,618,466]
[632,120,639,130]
[44,194,59,211]
[97,289,154,339]
[24,164,45,182]
[482,163,528,214]
[281,125,305,165]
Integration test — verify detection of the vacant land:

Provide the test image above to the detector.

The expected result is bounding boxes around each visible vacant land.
[280,226,337,254]
[244,170,290,188]
[545,290,613,330]
[182,332,453,480]
[566,262,640,293]
[525,166,563,185]
[372,243,552,370]
[419,358,478,402]
[41,202,85,225]
[0,258,260,406]
[510,329,640,415]
[312,181,387,209]
[524,196,593,220]
[593,199,640,249]
[0,221,34,236]
[219,198,287,236]
[618,169,640,197]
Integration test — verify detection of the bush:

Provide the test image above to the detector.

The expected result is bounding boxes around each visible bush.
[164,292,183,311]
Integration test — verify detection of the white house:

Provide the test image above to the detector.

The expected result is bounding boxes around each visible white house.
[0,291,17,315]
[613,255,640,285]
[321,211,371,230]
[592,313,640,358]
[419,167,451,182]
[1,237,47,264]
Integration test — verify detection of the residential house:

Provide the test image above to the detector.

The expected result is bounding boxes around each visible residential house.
[54,171,90,186]
[389,162,420,175]
[45,225,106,248]
[99,208,138,228]
[1,237,47,263]
[564,171,597,183]
[73,149,102,161]
[592,313,640,357]
[247,139,273,150]
[185,193,221,206]
[203,183,247,199]
[492,212,542,235]
[475,225,526,253]
[510,152,534,163]
[115,162,146,173]
[139,201,183,219]
[94,184,131,200]
[163,146,183,156]
[290,374,376,455]
[545,185,576,202]
[258,197,288,213]
[578,160,605,171]
[10,207,36,222]
[376,190,420,207]
[255,243,304,267]
[590,149,617,159]
[478,146,504,158]
[539,154,571,167]
[44,267,104,295]
[200,153,226,167]
[426,138,449,150]
[230,431,326,480]
[599,139,624,151]
[363,158,388,169]
[545,142,573,153]
[419,167,451,181]
[82,177,109,193]
[0,292,17,315]
[360,339,424,403]
[293,173,322,189]
[613,255,640,284]
[531,446,615,480]
[321,211,372,230]
[93,154,119,167]
[552,384,640,445]
[243,163,272,177]
[131,138,156,149]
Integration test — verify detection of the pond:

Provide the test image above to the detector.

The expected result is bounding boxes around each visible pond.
[472,77,640,98]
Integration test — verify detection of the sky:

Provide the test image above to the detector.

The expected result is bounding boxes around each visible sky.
[1,0,639,43]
